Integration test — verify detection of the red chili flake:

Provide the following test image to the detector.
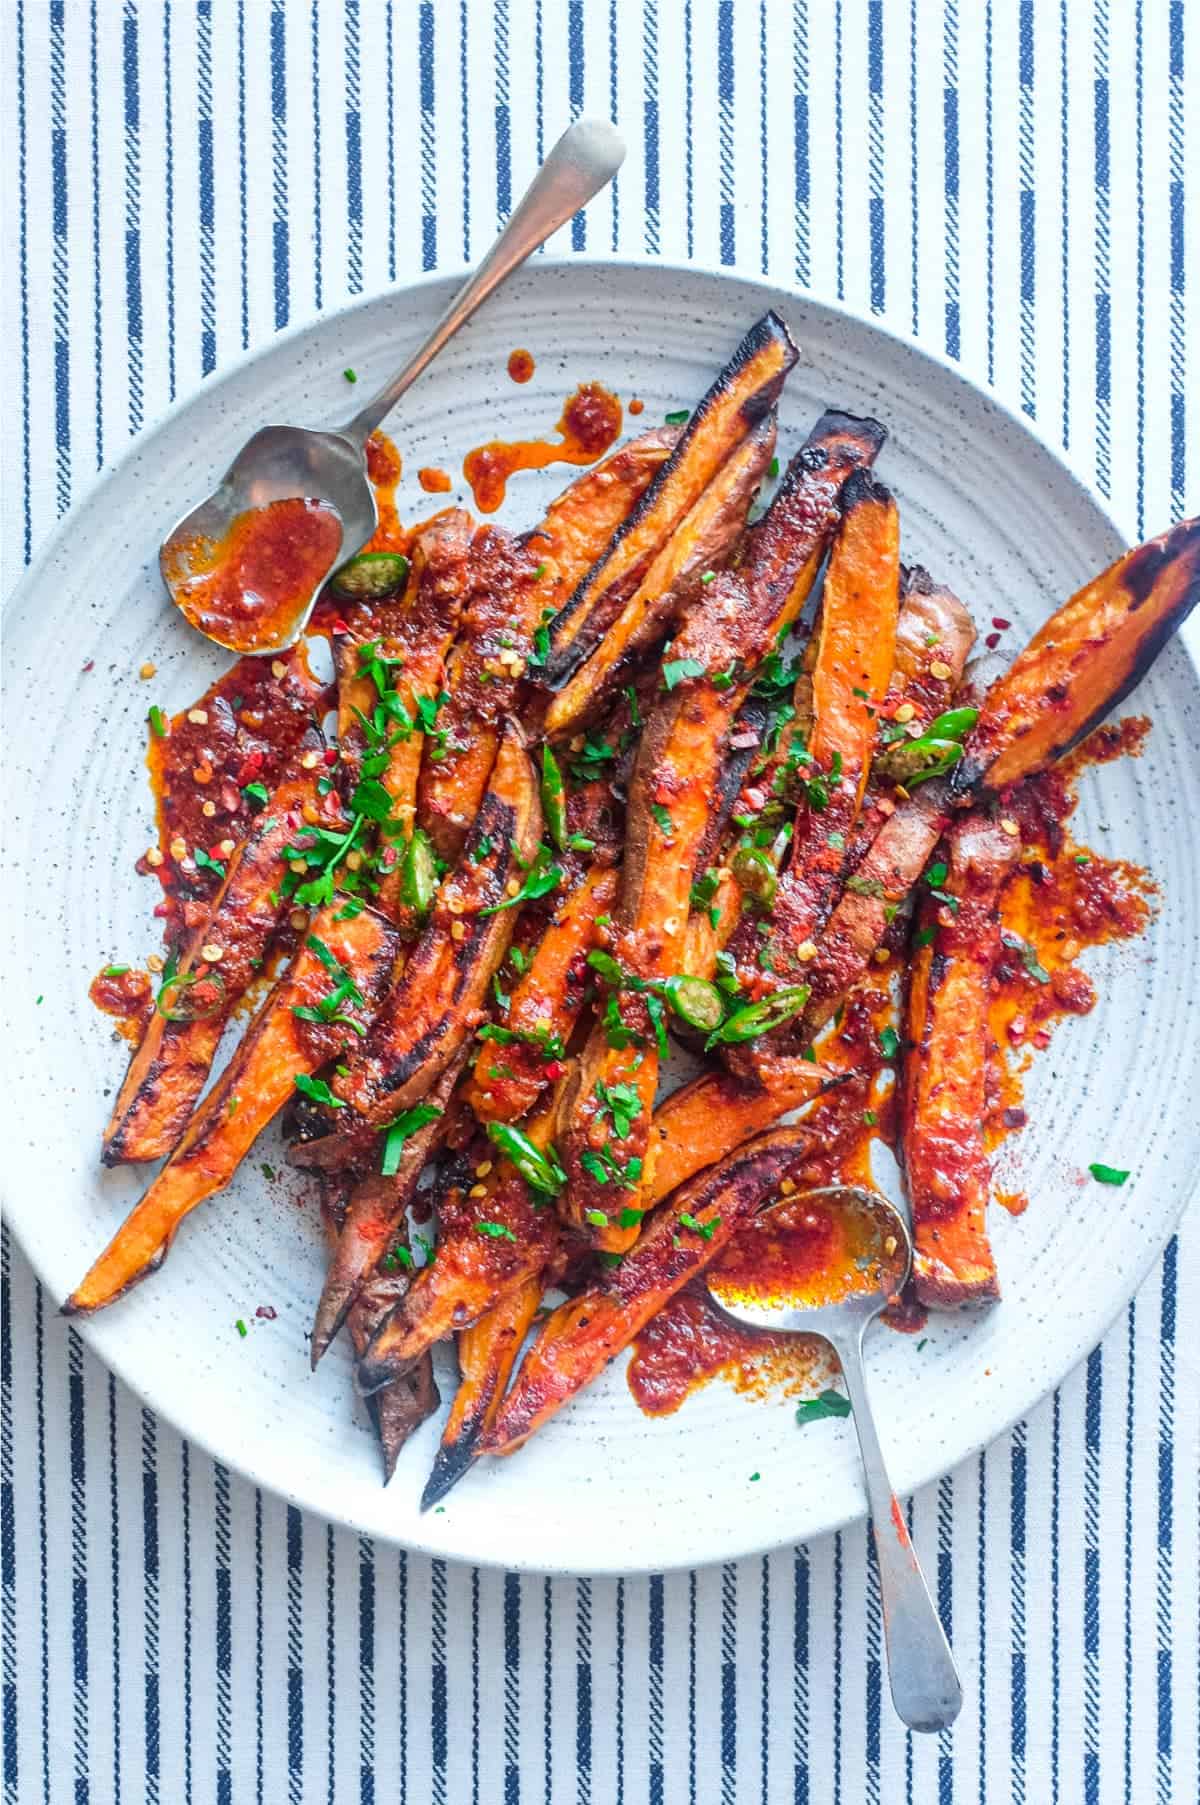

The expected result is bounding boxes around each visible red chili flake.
[323,746,338,766]
[543,1060,566,1081]
[985,631,1002,649]
[1002,1106,1028,1129]
[82,659,95,673]
[1007,1015,1026,1043]
[740,786,767,812]
[255,1304,278,1320]
[236,749,265,785]
[991,616,1011,629]
[330,618,351,635]
[153,901,172,918]
[1032,1030,1051,1050]
[210,843,226,860]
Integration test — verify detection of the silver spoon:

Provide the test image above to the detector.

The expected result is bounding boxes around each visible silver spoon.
[705,1184,963,1735]
[159,117,627,655]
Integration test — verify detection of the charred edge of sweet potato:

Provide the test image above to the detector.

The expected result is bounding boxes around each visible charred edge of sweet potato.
[419,1276,543,1509]
[543,312,799,685]
[645,1060,837,1205]
[736,409,887,596]
[902,818,1018,1308]
[309,1051,466,1365]
[103,752,332,1165]
[479,1127,814,1456]
[339,1225,442,1480]
[65,901,403,1316]
[692,696,771,878]
[542,416,777,738]
[952,516,1200,797]
[330,722,541,1128]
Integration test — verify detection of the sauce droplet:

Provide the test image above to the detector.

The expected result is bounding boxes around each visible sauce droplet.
[417,466,453,494]
[628,396,645,416]
[463,382,624,514]
[507,347,535,383]
[164,498,343,653]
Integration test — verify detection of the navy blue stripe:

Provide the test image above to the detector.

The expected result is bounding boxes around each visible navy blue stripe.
[687,1571,696,1804]
[197,0,217,376]
[984,0,995,382]
[1093,8,1111,496]
[107,1378,120,1805]
[419,2,437,270]
[310,0,322,314]
[17,0,32,562]
[324,1526,334,1805]
[792,1546,808,1805]
[937,1479,954,1804]
[358,1536,374,1805]
[458,0,470,258]
[49,0,71,513]
[1059,0,1070,445]
[1018,0,1036,418]
[576,1578,591,1800]
[270,0,289,328]
[182,1444,193,1804]
[430,1559,446,1798]
[236,0,249,349]
[504,1574,520,1805]
[161,0,176,400]
[833,0,844,298]
[1,1234,17,1801]
[1084,1347,1103,1805]
[123,0,144,435]
[644,0,660,255]
[615,1579,625,1804]
[254,1491,263,1805]
[471,1568,479,1805]
[287,1505,303,1799]
[1134,0,1146,536]
[757,3,767,275]
[1157,1238,1177,1797]
[495,0,511,235]
[832,1535,842,1805]
[1011,1431,1027,1800]
[648,1575,663,1805]
[68,1333,88,1802]
[683,0,694,258]
[1167,1,1185,511]
[89,0,104,467]
[717,0,734,265]
[345,0,362,293]
[1050,1391,1061,1801]
[385,1,396,278]
[908,0,919,334]
[865,1529,881,1798]
[541,1578,551,1805]
[793,0,809,289]
[758,1556,769,1805]
[608,0,619,252]
[867,0,884,312]
[398,1550,408,1799]
[568,2,585,250]
[215,1466,231,1805]
[141,1410,160,1803]
[943,2,961,357]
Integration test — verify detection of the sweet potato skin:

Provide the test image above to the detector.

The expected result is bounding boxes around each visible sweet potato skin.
[420,1275,543,1509]
[953,516,1200,797]
[463,860,619,1124]
[542,415,777,738]
[901,815,1020,1306]
[102,747,332,1164]
[329,720,543,1130]
[309,1050,466,1365]
[65,901,403,1315]
[480,1128,814,1456]
[355,1099,563,1395]
[543,313,799,684]
[729,469,900,995]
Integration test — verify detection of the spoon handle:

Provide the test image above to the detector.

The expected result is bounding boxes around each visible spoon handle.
[832,1324,963,1734]
[340,117,626,446]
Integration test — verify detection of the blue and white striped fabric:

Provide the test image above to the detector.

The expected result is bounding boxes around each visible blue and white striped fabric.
[3,3,1196,1800]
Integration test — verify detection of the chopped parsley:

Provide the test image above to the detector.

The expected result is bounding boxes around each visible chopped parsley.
[193,845,227,879]
[795,1389,852,1425]
[480,844,564,915]
[242,780,270,807]
[878,1026,901,1059]
[677,1211,718,1241]
[235,1319,248,1339]
[148,705,167,738]
[1000,930,1051,985]
[292,1072,345,1108]
[1088,1162,1130,1186]
[662,657,705,690]
[379,1103,442,1176]
[650,802,674,836]
[580,1146,644,1189]
[594,1079,642,1140]
[474,1221,518,1242]
[664,408,690,424]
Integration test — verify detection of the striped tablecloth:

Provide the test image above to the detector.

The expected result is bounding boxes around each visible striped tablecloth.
[3,3,1196,1800]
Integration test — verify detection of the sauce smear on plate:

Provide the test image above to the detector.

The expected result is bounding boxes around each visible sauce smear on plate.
[463,382,623,513]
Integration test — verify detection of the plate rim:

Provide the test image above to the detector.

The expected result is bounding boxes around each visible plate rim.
[5,253,1197,1575]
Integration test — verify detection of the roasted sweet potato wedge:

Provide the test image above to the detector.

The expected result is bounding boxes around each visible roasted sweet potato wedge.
[317,1178,439,1481]
[542,313,799,685]
[542,415,777,737]
[645,1060,835,1204]
[420,1275,543,1509]
[561,420,883,1249]
[901,814,1020,1306]
[324,719,542,1134]
[729,468,900,994]
[65,900,403,1315]
[356,1099,563,1396]
[953,516,1200,797]
[309,1050,466,1365]
[102,746,333,1164]
[416,527,543,862]
[463,859,619,1124]
[479,1127,814,1456]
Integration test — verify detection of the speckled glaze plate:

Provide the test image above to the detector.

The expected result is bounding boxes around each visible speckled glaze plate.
[6,261,1198,1574]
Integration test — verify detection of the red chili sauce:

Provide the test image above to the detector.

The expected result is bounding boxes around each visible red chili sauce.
[463,382,623,514]
[627,397,645,416]
[984,717,1155,1146]
[164,498,343,653]
[363,431,405,553]
[142,645,327,936]
[507,348,535,383]
[88,966,154,1046]
[417,466,453,494]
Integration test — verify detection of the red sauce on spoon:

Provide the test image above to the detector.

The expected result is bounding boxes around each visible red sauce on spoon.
[164,496,343,653]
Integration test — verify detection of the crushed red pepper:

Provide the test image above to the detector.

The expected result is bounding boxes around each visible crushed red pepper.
[88,967,154,1046]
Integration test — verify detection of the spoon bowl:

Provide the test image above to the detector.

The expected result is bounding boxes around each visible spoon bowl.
[706,1184,962,1735]
[157,117,626,655]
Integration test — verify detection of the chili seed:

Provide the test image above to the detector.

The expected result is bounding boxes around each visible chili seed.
[170,837,188,859]
[139,661,157,679]
[146,953,165,973]
[201,943,224,963]
[271,660,287,679]
[187,708,209,725]
[146,846,164,867]
[894,702,916,723]
[202,800,217,818]
[929,660,953,680]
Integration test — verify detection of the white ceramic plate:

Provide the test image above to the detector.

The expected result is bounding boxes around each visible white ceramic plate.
[6,261,1198,1574]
